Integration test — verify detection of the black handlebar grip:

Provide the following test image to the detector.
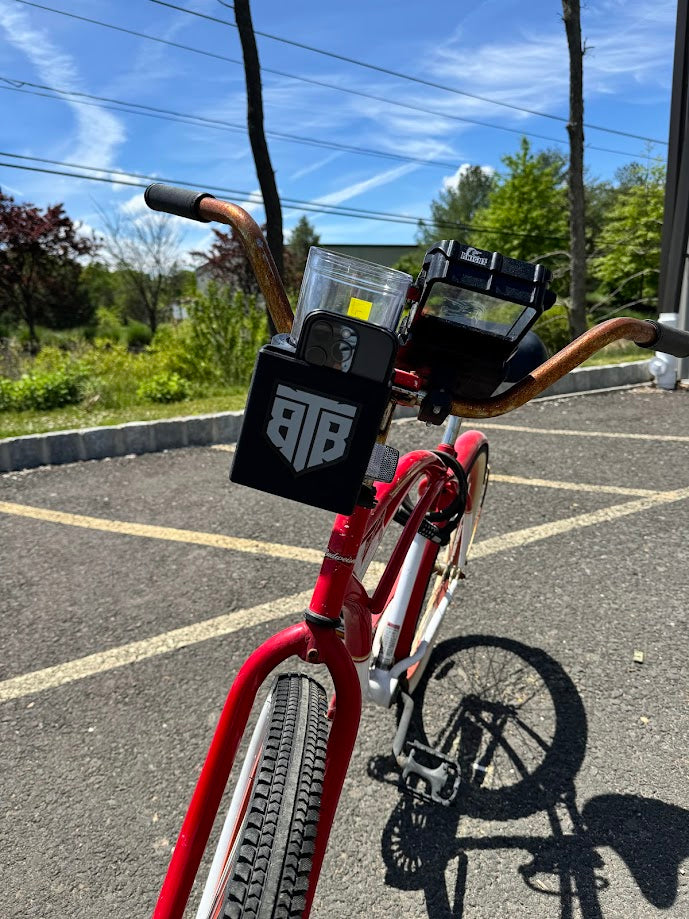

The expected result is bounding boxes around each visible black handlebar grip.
[144,183,215,222]
[643,320,689,358]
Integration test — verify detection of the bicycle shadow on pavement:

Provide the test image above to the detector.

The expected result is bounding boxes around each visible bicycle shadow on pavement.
[369,635,689,918]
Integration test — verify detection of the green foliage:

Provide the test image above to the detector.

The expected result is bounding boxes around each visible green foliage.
[532,304,572,355]
[0,377,15,411]
[149,322,200,381]
[0,367,84,411]
[417,165,496,246]
[122,320,153,350]
[186,284,269,386]
[136,371,190,404]
[393,248,425,279]
[590,161,665,309]
[471,139,569,290]
[286,216,321,291]
[75,343,162,408]
[92,306,124,343]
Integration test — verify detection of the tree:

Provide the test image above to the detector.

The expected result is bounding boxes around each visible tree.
[192,226,262,296]
[97,208,183,333]
[0,192,96,346]
[562,0,588,339]
[285,216,320,291]
[591,161,666,311]
[471,139,569,294]
[417,164,495,245]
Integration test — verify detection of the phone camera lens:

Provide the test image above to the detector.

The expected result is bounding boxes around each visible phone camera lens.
[310,320,333,343]
[305,345,328,365]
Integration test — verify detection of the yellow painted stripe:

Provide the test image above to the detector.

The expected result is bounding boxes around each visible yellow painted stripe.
[211,444,236,453]
[0,501,324,566]
[478,421,689,443]
[2,487,689,702]
[471,486,689,559]
[490,473,659,497]
[0,590,313,704]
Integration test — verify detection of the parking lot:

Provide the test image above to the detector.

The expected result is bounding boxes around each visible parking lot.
[2,385,689,919]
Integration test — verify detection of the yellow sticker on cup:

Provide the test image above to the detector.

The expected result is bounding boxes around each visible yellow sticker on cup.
[347,297,373,320]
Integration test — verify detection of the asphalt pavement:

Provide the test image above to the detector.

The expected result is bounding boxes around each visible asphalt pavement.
[1,384,688,919]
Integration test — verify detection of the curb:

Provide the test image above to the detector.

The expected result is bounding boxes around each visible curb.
[0,360,653,474]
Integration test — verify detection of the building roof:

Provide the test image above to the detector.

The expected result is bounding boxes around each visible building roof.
[322,244,419,268]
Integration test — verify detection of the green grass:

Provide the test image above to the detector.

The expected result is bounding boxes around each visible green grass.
[0,339,652,441]
[0,389,248,439]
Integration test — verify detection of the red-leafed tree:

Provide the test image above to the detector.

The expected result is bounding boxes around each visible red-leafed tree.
[192,225,262,297]
[0,192,96,346]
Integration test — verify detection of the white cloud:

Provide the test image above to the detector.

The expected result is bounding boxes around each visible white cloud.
[0,1,125,166]
[314,162,420,208]
[289,152,343,182]
[442,163,495,192]
[424,0,674,119]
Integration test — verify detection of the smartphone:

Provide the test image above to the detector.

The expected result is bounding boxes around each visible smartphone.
[295,310,398,383]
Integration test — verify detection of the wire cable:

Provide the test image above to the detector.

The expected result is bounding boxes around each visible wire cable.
[11,0,667,156]
[0,77,663,167]
[0,78,460,170]
[147,0,668,146]
[0,152,572,241]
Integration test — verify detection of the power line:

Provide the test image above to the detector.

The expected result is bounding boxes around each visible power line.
[0,152,571,242]
[148,0,668,147]
[0,78,461,170]
[0,76,664,169]
[11,0,665,160]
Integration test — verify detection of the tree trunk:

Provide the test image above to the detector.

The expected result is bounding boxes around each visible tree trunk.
[234,0,283,337]
[562,0,588,339]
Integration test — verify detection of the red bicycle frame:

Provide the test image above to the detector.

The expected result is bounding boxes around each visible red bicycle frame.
[152,427,487,919]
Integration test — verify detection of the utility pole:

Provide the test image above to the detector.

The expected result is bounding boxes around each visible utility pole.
[234,0,283,335]
[562,0,588,340]
[658,0,689,383]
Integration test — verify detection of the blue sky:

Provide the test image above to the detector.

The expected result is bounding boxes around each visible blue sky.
[0,0,678,259]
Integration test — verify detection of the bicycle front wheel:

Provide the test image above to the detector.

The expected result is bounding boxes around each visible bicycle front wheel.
[202,673,328,919]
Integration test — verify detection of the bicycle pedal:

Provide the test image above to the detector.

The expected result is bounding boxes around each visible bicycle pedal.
[400,741,460,806]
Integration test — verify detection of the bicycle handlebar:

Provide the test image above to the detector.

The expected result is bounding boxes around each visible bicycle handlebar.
[146,184,294,335]
[144,183,689,420]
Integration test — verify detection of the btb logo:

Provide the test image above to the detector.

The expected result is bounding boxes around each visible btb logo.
[266,384,358,473]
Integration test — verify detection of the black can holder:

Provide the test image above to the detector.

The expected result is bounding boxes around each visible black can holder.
[230,344,393,515]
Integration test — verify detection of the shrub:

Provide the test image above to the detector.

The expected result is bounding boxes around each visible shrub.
[186,285,269,386]
[532,303,571,355]
[93,306,124,344]
[137,371,190,403]
[0,376,15,411]
[123,321,153,351]
[150,322,202,382]
[5,368,84,411]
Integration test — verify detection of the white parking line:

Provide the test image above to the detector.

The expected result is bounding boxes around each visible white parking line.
[478,421,689,443]
[2,485,688,703]
[490,474,659,497]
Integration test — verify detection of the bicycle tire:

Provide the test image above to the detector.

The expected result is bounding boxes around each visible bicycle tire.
[406,443,489,686]
[206,673,328,919]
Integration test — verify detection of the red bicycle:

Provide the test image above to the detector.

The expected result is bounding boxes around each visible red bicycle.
[143,184,689,919]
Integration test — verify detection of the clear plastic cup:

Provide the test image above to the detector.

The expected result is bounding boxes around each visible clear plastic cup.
[290,247,412,344]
